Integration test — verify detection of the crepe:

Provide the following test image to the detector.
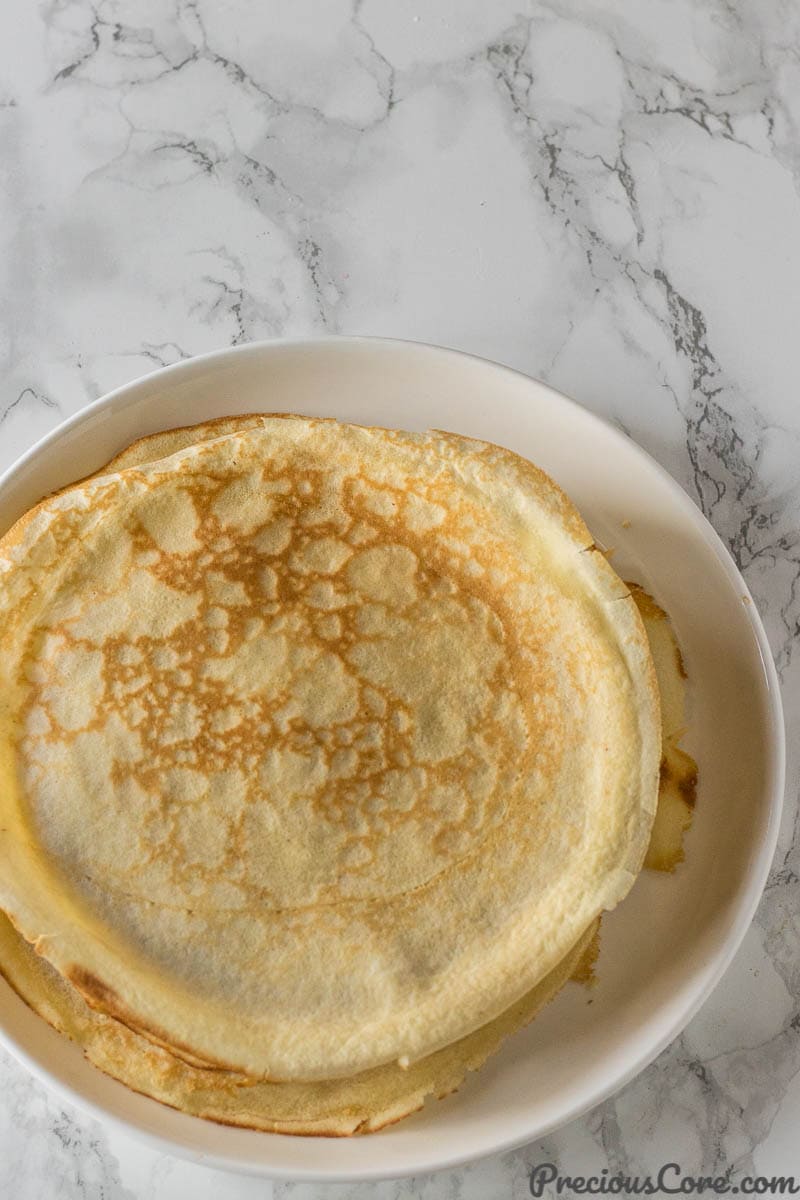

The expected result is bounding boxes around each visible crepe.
[102,413,271,473]
[0,416,661,1081]
[0,913,597,1135]
[631,584,698,871]
[0,418,694,1135]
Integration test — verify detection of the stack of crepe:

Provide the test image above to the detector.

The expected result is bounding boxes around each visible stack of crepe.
[0,415,696,1134]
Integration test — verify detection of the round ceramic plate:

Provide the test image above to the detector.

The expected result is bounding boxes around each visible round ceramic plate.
[0,338,784,1182]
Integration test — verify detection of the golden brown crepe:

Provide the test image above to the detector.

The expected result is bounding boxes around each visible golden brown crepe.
[0,417,660,1082]
[630,584,698,871]
[0,913,597,1136]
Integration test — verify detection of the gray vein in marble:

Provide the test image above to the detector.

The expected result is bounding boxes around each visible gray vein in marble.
[0,387,59,427]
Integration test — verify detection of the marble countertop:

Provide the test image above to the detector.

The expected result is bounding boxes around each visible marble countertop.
[1,0,798,1196]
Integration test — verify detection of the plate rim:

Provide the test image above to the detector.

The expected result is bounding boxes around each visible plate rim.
[0,335,786,1182]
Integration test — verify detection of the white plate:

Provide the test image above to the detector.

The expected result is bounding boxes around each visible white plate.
[0,338,785,1182]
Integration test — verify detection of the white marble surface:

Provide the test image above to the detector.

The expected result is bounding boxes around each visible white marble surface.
[0,0,798,1195]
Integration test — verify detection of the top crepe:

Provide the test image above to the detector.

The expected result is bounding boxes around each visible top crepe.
[0,416,660,1081]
